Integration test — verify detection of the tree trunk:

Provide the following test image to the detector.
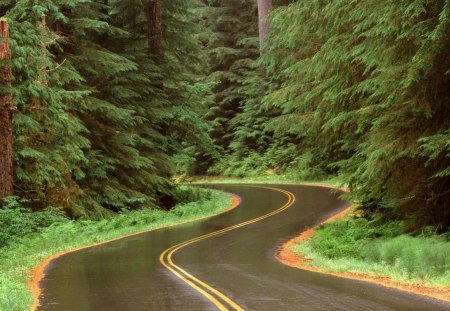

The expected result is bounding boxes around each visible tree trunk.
[40,13,48,85]
[0,18,13,199]
[147,0,163,61]
[257,0,273,46]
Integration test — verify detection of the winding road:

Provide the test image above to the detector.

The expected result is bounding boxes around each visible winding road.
[38,184,450,311]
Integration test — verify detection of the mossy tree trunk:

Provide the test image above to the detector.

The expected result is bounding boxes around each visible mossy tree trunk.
[0,19,13,199]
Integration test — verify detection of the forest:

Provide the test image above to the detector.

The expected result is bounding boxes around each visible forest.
[0,0,450,309]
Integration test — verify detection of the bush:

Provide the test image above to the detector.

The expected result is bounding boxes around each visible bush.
[285,151,328,181]
[0,197,67,248]
[309,218,376,259]
[173,186,212,204]
[310,218,405,259]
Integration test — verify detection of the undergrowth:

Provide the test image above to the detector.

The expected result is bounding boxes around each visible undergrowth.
[293,218,450,287]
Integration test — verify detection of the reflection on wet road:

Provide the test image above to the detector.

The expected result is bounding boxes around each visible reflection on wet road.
[38,184,450,311]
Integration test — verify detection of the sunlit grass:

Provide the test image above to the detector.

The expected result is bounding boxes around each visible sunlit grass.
[0,187,232,311]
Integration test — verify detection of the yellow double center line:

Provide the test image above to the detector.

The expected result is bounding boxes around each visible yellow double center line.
[159,186,296,311]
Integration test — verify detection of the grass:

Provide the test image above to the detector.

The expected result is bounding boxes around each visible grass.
[0,186,232,311]
[184,174,346,188]
[292,218,450,288]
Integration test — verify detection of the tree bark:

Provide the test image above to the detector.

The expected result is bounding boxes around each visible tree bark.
[257,0,273,46]
[0,18,13,199]
[147,0,163,61]
[40,13,48,85]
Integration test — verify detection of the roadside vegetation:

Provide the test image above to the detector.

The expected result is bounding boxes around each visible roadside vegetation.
[185,168,344,187]
[0,187,232,311]
[294,218,450,288]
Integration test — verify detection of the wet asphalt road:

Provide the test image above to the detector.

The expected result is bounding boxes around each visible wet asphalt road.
[38,184,450,311]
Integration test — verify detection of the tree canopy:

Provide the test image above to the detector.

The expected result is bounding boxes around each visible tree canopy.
[1,0,449,232]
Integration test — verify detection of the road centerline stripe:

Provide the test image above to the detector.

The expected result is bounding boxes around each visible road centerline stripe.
[159,186,296,311]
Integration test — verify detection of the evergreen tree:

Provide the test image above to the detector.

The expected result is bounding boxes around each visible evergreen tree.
[1,0,213,217]
[194,0,260,175]
[203,0,294,177]
[262,0,450,230]
[3,1,92,215]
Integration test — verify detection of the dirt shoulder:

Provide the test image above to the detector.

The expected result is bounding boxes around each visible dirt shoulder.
[275,183,450,303]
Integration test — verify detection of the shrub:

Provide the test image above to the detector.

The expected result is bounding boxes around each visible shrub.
[309,218,377,259]
[173,186,212,204]
[0,197,67,248]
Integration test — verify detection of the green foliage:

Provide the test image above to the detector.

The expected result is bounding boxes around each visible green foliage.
[259,0,450,230]
[3,1,92,214]
[0,197,67,247]
[190,0,263,175]
[1,0,213,218]
[300,218,450,284]
[209,151,269,177]
[309,218,403,259]
[284,150,328,181]
[364,236,450,279]
[172,185,213,204]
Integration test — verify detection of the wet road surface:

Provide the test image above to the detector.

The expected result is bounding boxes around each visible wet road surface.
[38,184,450,311]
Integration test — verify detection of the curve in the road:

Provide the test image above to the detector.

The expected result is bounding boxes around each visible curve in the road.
[160,186,295,311]
[29,190,242,311]
[37,184,450,311]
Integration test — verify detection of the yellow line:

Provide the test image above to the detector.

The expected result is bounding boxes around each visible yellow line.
[160,186,296,311]
[29,193,242,311]
[159,251,228,311]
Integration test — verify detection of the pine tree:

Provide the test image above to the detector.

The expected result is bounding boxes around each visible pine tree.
[2,1,92,215]
[2,0,213,217]
[194,0,260,175]
[262,0,450,230]
[200,0,295,177]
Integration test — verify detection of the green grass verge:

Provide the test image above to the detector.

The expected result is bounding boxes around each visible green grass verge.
[0,187,232,311]
[292,218,450,288]
[186,175,345,188]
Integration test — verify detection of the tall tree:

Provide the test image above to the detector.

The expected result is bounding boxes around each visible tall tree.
[0,18,13,199]
[147,0,163,59]
[0,0,213,217]
[257,0,272,46]
[192,0,259,175]
[261,0,450,230]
